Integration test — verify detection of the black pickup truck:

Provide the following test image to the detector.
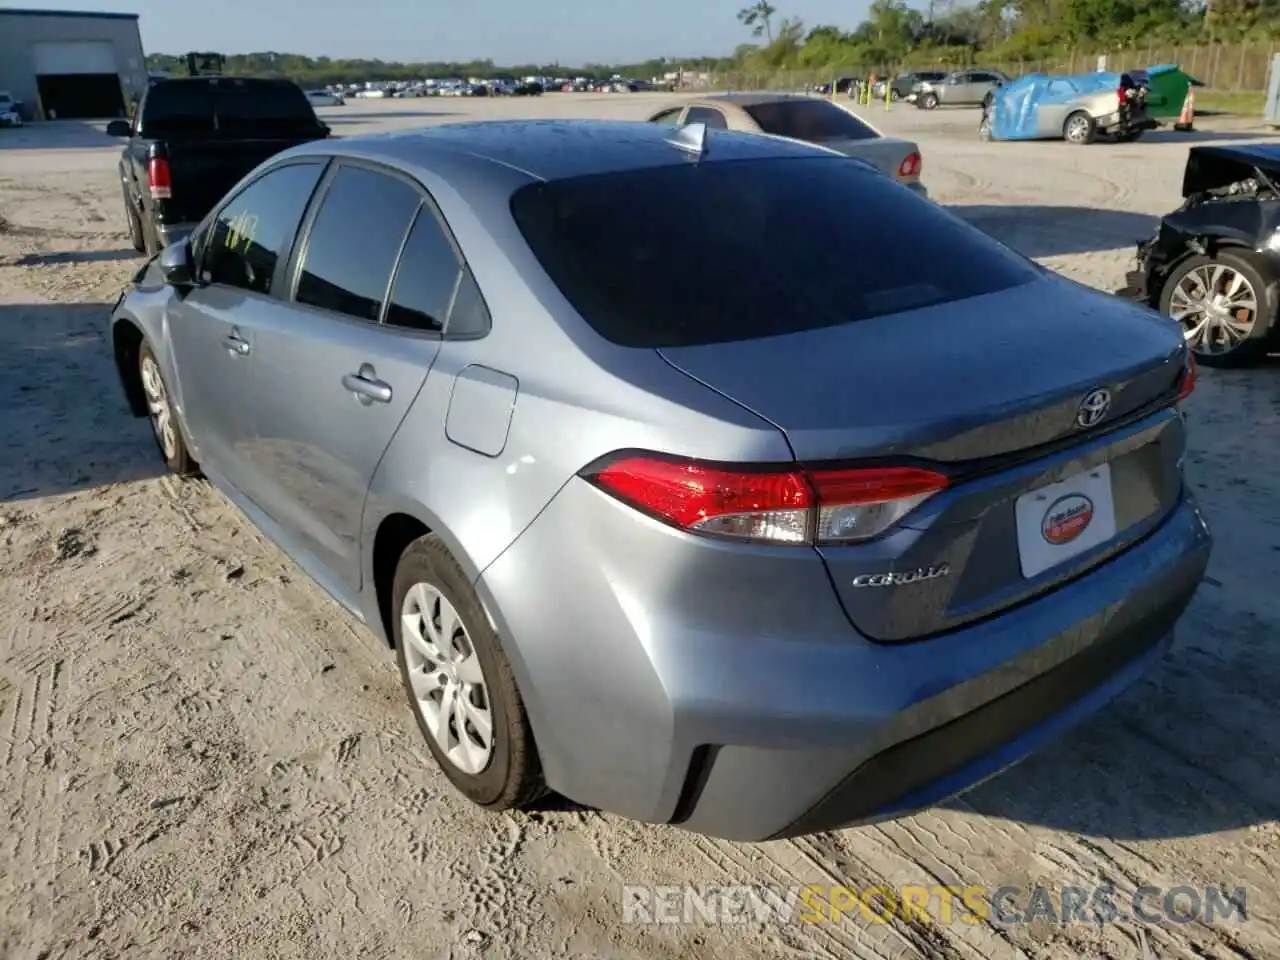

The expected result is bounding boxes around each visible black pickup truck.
[107,76,330,255]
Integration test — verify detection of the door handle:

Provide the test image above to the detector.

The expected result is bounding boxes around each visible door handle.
[342,371,392,404]
[223,334,251,356]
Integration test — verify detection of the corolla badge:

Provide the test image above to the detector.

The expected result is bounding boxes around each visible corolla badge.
[1075,388,1112,428]
[1041,494,1094,546]
[851,563,950,588]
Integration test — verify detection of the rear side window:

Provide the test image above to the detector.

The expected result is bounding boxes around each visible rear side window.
[140,80,319,137]
[745,99,878,143]
[214,82,319,134]
[203,161,325,296]
[296,165,420,322]
[685,106,728,129]
[140,82,216,136]
[384,206,462,333]
[510,158,1038,348]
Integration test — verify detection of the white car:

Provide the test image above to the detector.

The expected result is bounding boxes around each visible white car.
[306,90,345,107]
[0,92,22,127]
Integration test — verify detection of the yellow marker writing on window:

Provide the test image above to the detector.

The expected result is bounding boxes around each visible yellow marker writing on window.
[226,210,259,254]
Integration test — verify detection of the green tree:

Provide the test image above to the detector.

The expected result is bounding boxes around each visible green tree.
[738,1,779,42]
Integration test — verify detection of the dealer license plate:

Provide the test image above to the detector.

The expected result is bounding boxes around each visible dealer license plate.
[1014,464,1117,579]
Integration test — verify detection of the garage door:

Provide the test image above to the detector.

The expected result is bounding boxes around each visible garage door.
[31,41,117,76]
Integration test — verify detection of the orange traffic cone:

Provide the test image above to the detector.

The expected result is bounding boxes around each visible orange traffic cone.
[1174,87,1195,132]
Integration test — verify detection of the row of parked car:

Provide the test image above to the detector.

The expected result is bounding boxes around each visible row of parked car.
[97,68,1276,848]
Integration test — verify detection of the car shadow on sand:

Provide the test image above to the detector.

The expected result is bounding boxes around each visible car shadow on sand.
[1137,128,1279,145]
[949,204,1158,257]
[15,249,140,267]
[0,119,120,151]
[0,302,165,501]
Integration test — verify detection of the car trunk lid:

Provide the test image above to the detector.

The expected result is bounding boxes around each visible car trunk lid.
[659,276,1189,641]
[820,136,920,184]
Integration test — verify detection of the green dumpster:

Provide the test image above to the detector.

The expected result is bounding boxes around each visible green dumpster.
[1138,63,1205,119]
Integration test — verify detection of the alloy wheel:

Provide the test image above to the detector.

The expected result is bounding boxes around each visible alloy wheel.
[401,582,494,774]
[139,353,177,460]
[1171,263,1258,357]
[1065,115,1091,143]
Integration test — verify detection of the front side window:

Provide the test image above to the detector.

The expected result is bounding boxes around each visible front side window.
[203,161,325,296]
[295,165,421,323]
[510,157,1039,348]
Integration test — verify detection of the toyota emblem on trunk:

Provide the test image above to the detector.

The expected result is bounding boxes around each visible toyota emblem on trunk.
[1076,388,1112,428]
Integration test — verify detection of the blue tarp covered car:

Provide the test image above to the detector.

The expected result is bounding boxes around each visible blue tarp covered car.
[981,71,1157,144]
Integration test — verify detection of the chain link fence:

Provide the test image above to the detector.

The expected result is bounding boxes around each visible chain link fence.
[690,42,1280,95]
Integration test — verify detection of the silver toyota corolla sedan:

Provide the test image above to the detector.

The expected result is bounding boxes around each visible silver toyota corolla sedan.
[109,119,1211,841]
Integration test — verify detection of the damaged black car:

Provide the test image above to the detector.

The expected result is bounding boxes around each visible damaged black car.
[1118,142,1280,367]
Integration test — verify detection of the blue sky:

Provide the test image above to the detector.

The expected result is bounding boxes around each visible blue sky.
[7,0,883,66]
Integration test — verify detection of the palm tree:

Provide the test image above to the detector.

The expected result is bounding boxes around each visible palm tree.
[737,1,778,43]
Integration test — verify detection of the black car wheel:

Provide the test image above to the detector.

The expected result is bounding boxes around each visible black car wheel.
[123,187,145,254]
[1159,251,1277,368]
[920,92,939,110]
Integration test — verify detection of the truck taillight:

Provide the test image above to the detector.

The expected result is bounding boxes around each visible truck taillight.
[147,156,171,200]
[581,453,949,545]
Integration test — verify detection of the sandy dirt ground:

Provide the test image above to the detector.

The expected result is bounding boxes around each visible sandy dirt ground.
[1,93,1278,960]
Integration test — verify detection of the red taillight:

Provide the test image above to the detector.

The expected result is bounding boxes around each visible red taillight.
[583,455,949,545]
[1177,351,1197,401]
[809,466,950,543]
[897,151,922,179]
[147,156,172,200]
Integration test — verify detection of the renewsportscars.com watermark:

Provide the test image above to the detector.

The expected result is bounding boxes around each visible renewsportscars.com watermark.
[621,883,1247,928]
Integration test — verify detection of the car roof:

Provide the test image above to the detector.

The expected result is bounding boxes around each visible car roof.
[288,118,835,183]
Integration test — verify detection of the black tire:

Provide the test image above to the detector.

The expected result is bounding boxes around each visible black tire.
[1158,250,1277,368]
[123,187,145,253]
[393,534,546,809]
[890,89,901,102]
[1063,110,1096,145]
[920,92,939,110]
[140,211,160,257]
[138,341,197,475]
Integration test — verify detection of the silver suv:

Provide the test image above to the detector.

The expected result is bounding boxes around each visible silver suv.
[916,69,1009,110]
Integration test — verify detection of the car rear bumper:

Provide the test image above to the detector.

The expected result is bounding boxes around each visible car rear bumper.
[1097,111,1160,135]
[479,481,1210,842]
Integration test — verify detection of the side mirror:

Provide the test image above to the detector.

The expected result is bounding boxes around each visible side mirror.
[106,119,132,137]
[158,239,196,287]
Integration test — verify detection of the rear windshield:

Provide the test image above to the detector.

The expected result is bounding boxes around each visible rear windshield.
[142,80,320,137]
[511,157,1039,348]
[744,98,878,143]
